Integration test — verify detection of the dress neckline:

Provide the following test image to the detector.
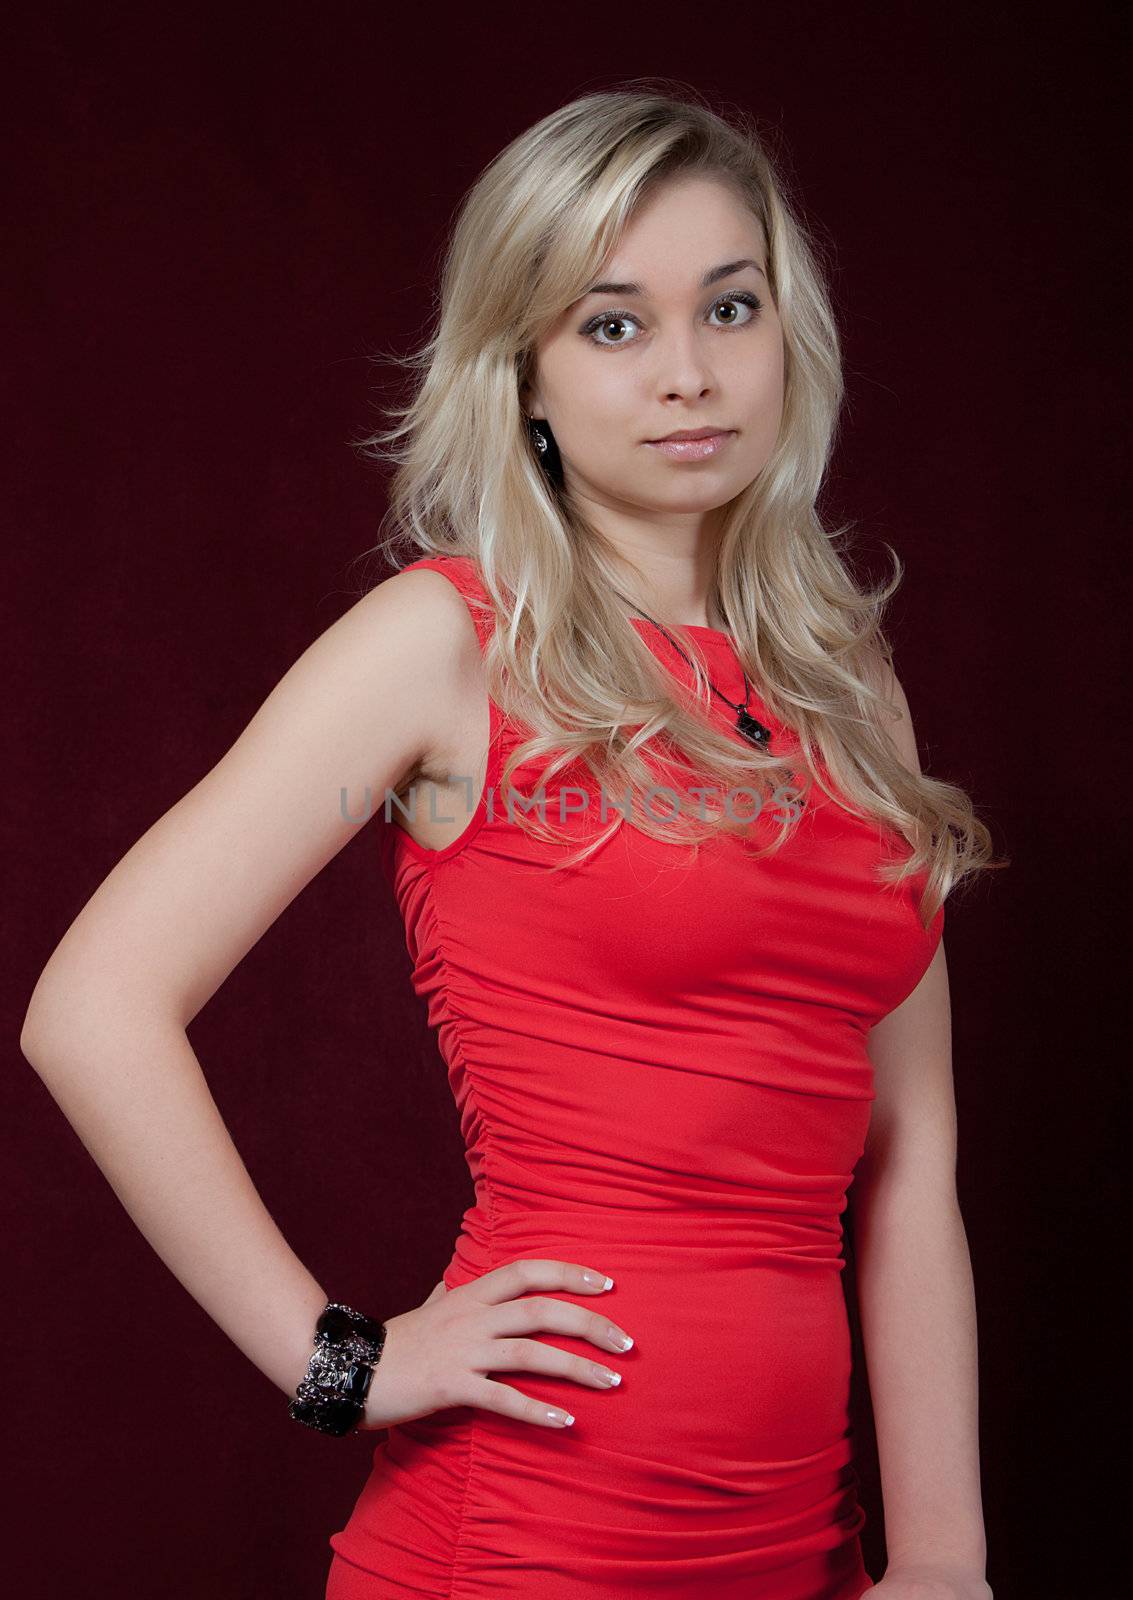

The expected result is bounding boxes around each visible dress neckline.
[629,616,736,647]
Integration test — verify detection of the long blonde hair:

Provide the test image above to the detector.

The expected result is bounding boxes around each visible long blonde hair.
[349,79,1003,927]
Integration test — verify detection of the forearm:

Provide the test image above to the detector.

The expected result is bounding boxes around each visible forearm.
[21,1002,327,1401]
[850,1172,987,1576]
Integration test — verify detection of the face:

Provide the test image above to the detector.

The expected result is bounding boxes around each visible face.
[522,174,785,541]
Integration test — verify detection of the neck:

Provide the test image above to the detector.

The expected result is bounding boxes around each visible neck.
[618,565,727,632]
[629,589,728,632]
[588,506,727,631]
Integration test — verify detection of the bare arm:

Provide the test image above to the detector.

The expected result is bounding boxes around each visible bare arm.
[20,567,482,1402]
[852,663,990,1592]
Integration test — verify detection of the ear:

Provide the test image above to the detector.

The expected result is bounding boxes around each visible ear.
[519,376,544,418]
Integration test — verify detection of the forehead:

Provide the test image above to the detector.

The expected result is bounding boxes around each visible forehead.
[581,257,767,302]
[589,176,766,292]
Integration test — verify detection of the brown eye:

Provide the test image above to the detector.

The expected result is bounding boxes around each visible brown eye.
[708,293,761,327]
[579,290,762,350]
[581,312,643,349]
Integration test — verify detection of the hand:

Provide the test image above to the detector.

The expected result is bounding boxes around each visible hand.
[358,1257,633,1432]
[860,1564,992,1600]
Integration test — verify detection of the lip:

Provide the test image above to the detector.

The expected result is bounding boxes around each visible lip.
[649,427,730,441]
[645,429,735,461]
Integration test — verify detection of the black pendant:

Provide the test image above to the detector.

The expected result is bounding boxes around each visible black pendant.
[736,708,772,747]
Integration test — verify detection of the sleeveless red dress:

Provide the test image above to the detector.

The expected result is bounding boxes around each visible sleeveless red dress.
[327,554,944,1599]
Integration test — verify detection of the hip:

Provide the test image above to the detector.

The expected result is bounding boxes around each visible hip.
[443,1225,857,1465]
[329,1414,871,1598]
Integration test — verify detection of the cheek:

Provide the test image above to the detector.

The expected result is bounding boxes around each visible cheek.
[741,353,785,439]
[764,341,787,414]
[583,361,638,419]
[554,366,638,455]
[731,331,784,404]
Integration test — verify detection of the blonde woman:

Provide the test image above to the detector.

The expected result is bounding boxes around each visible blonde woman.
[22,84,998,1600]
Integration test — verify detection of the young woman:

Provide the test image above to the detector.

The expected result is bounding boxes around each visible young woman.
[21,86,998,1600]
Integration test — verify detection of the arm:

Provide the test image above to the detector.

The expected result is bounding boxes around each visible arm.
[20,567,482,1403]
[851,666,991,1596]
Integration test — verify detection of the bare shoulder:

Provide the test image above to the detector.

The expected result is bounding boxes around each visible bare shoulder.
[246,561,484,790]
[361,561,484,645]
[355,565,487,781]
[21,561,491,1040]
[860,646,922,778]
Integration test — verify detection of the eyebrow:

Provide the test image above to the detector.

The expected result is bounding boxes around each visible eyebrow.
[581,257,767,298]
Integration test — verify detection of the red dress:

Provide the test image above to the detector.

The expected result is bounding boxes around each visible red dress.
[327,554,944,1599]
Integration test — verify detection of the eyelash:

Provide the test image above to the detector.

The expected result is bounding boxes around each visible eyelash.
[580,291,763,350]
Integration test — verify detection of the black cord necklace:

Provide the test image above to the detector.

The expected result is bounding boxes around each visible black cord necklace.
[616,590,774,751]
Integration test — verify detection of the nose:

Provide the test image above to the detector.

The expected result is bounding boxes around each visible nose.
[651,328,716,403]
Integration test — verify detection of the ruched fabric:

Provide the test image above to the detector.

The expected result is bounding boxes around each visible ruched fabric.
[327,555,942,1598]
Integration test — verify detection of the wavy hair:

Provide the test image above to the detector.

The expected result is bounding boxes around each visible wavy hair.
[348,79,1003,927]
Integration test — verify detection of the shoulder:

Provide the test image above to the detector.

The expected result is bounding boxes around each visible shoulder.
[353,560,492,781]
[338,559,488,679]
[267,561,488,793]
[861,648,923,778]
[379,556,495,643]
[367,558,485,633]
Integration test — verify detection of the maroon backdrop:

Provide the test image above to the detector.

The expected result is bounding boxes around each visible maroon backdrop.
[5,5,1125,1597]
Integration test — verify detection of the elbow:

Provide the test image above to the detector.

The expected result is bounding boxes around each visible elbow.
[21,964,111,1071]
[20,978,74,1070]
[22,962,188,1071]
[19,1013,41,1065]
[852,1129,960,1209]
[21,969,52,1063]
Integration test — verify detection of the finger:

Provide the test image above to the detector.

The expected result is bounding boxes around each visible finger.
[462,1375,576,1429]
[485,1294,634,1354]
[483,1336,624,1391]
[473,1258,612,1305]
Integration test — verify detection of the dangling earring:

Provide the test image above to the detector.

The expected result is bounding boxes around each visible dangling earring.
[524,413,562,486]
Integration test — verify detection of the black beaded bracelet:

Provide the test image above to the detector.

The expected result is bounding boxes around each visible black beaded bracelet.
[288,1301,388,1437]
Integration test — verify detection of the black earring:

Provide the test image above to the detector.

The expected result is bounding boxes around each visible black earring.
[525,414,563,487]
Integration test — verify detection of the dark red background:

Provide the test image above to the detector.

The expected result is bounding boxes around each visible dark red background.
[5,5,1125,1596]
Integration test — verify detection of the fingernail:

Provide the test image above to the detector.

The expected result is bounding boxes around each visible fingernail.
[583,1271,614,1290]
[548,1408,574,1426]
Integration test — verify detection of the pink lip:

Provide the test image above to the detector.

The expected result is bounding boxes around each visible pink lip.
[645,430,735,461]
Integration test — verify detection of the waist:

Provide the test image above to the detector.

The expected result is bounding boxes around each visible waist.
[440,1211,858,1468]
[447,1200,851,1280]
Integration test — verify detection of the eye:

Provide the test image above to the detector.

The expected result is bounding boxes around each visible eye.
[580,291,762,350]
[581,310,644,348]
[707,291,761,328]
